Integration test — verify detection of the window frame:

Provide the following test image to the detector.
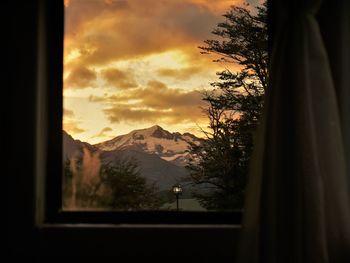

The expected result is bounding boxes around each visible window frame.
[36,0,248,227]
[15,0,274,258]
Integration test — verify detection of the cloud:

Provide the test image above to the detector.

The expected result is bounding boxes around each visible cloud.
[157,66,202,80]
[101,68,138,89]
[189,0,245,14]
[63,120,86,134]
[63,109,86,134]
[90,126,113,139]
[62,0,253,141]
[64,0,71,7]
[88,95,106,103]
[65,67,97,89]
[63,108,75,117]
[100,126,113,133]
[64,0,226,68]
[92,80,206,125]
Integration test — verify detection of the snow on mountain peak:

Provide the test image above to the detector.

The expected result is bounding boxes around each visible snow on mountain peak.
[94,125,201,165]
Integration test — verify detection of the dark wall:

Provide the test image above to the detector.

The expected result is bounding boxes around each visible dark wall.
[6,0,39,256]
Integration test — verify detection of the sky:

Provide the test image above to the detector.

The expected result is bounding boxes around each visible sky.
[63,0,261,144]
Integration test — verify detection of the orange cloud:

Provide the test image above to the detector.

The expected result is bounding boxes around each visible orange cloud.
[63,0,252,140]
[64,0,70,8]
[63,109,86,135]
[157,66,202,80]
[63,108,75,117]
[90,80,206,125]
[64,0,229,68]
[88,95,106,103]
[63,120,86,134]
[101,68,138,89]
[189,0,243,14]
[90,126,113,139]
[65,67,97,89]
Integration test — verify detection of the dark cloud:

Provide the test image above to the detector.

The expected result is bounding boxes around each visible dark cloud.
[101,68,138,89]
[65,67,97,88]
[157,66,202,80]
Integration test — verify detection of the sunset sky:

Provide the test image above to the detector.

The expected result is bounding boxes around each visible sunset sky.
[63,0,261,144]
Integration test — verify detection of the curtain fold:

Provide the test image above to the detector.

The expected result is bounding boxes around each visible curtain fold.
[318,0,350,188]
[237,0,350,262]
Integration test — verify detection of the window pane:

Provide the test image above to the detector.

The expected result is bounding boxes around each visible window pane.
[62,0,267,211]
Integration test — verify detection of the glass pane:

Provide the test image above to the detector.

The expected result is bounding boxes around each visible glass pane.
[62,0,267,211]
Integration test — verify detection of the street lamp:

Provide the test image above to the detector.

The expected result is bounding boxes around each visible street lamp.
[172,184,183,211]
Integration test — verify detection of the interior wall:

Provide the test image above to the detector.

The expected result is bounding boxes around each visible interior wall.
[6,0,39,256]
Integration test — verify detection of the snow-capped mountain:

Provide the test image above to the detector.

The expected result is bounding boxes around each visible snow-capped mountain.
[94,125,201,166]
[63,126,202,190]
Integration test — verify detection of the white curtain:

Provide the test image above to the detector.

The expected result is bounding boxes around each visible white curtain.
[237,0,350,262]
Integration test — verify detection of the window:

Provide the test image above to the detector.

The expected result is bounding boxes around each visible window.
[36,0,270,226]
[61,0,267,216]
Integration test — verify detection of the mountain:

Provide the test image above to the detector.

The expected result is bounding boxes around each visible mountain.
[100,148,187,190]
[94,125,202,166]
[63,126,202,191]
[63,130,96,161]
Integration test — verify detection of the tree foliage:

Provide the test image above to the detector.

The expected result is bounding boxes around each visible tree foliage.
[63,154,163,210]
[186,2,268,210]
[100,158,163,210]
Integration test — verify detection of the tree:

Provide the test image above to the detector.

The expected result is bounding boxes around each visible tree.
[186,2,268,210]
[63,152,164,210]
[100,158,164,210]
[63,155,103,209]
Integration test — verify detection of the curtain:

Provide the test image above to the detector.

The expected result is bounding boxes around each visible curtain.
[237,0,350,262]
[318,0,350,188]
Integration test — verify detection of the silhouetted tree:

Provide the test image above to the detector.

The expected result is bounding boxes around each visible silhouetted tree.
[63,155,164,210]
[100,158,164,210]
[186,1,267,210]
[63,156,101,209]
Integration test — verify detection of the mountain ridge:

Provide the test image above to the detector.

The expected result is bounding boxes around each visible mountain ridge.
[93,125,202,166]
[63,125,202,190]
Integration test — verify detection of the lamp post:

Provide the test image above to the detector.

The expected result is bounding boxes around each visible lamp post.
[172,184,182,211]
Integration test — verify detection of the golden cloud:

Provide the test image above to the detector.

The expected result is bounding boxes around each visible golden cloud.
[64,0,70,8]
[88,95,106,103]
[101,126,113,133]
[63,120,86,134]
[101,68,138,89]
[64,0,227,68]
[90,126,113,139]
[63,108,75,117]
[91,80,206,124]
[63,0,250,139]
[65,67,97,89]
[189,0,244,14]
[157,66,202,80]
